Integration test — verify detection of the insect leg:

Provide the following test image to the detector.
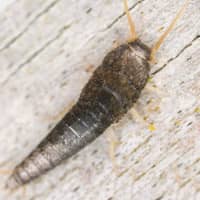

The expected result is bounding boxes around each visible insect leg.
[106,128,121,175]
[150,0,189,63]
[129,107,147,125]
[129,108,157,132]
[0,169,12,175]
[123,0,137,42]
[145,84,165,96]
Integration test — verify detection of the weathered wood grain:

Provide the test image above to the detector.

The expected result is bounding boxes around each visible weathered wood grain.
[0,0,199,199]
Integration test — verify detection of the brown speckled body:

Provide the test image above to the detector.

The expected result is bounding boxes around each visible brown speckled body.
[7,39,150,188]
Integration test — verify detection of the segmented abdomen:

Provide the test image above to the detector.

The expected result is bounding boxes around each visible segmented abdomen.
[7,40,150,188]
[8,84,129,186]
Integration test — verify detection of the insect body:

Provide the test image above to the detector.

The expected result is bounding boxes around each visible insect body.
[6,0,188,188]
[7,40,150,188]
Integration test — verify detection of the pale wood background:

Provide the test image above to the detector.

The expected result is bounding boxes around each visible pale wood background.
[0,0,199,199]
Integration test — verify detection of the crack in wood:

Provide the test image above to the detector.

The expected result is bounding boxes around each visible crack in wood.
[152,35,200,75]
[0,1,199,199]
[1,23,72,86]
[103,0,146,31]
[0,0,61,52]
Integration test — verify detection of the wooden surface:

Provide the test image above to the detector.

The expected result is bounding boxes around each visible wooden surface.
[0,0,199,199]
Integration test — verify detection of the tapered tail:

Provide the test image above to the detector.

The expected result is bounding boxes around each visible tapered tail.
[6,86,121,188]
